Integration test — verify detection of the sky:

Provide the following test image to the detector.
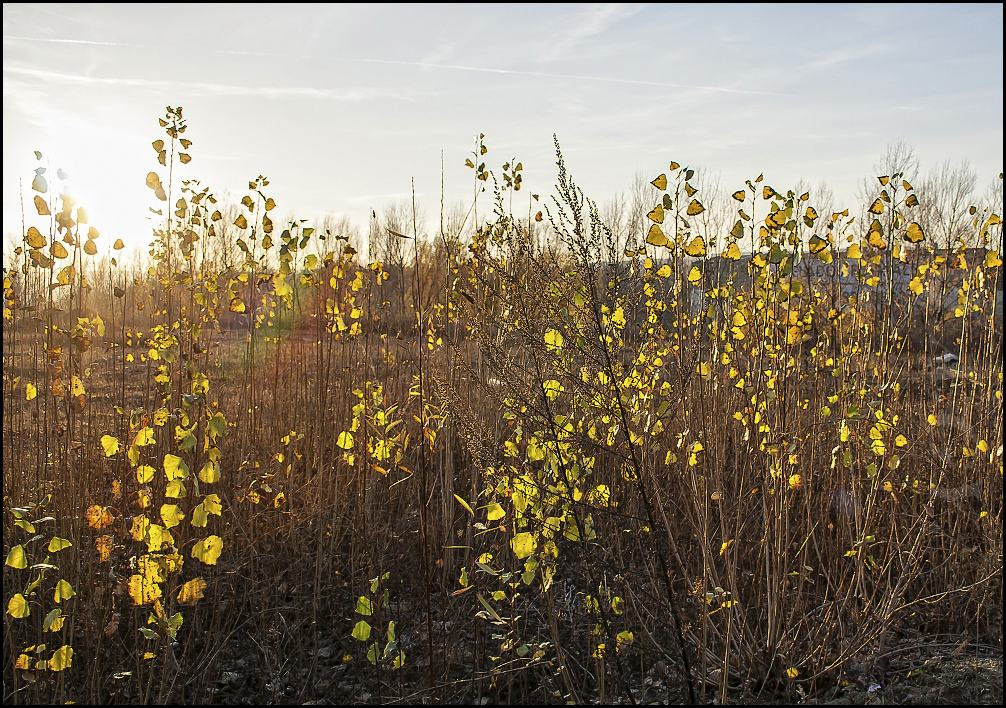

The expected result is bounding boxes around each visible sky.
[3,3,1003,255]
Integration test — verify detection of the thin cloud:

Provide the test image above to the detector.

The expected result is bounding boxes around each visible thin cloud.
[541,3,648,62]
[4,33,784,97]
[3,64,404,102]
[3,34,142,48]
[350,57,785,97]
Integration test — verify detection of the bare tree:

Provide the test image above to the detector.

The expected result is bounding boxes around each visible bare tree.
[918,159,977,250]
[858,141,921,220]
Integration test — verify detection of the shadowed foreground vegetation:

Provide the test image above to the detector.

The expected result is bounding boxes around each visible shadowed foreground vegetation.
[3,107,1003,704]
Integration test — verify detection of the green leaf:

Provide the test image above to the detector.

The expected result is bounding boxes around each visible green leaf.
[5,544,27,569]
[355,596,373,616]
[351,620,371,641]
[48,537,72,553]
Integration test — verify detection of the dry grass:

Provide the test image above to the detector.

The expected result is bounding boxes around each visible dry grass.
[2,108,1002,704]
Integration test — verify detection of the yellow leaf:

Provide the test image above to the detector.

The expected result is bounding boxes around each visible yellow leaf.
[159,504,185,529]
[684,235,706,257]
[544,328,564,352]
[26,383,38,401]
[686,199,705,216]
[542,379,564,400]
[192,535,223,565]
[86,504,114,529]
[453,494,474,516]
[646,224,669,247]
[164,454,189,480]
[54,579,75,603]
[722,242,741,260]
[177,578,207,605]
[26,226,47,249]
[7,593,29,618]
[48,645,73,672]
[904,221,925,243]
[48,537,72,553]
[337,431,354,450]
[687,266,702,285]
[510,532,537,559]
[646,204,665,224]
[133,426,155,447]
[198,461,220,484]
[203,494,223,516]
[868,198,884,214]
[650,173,667,190]
[5,545,27,569]
[136,465,156,484]
[486,502,506,521]
[127,573,161,605]
[731,190,746,202]
[101,434,120,457]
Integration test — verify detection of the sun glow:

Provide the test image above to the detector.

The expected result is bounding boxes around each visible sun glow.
[6,110,160,258]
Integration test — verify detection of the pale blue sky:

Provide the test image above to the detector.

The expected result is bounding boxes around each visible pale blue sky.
[3,3,1003,251]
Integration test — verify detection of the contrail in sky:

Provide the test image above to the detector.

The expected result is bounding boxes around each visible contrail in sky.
[3,33,784,97]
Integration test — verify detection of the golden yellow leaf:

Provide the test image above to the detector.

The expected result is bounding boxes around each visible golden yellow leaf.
[26,226,47,249]
[646,224,669,247]
[100,435,120,457]
[86,505,114,529]
[684,235,706,257]
[722,242,741,260]
[192,535,223,565]
[177,577,207,605]
[128,573,161,605]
